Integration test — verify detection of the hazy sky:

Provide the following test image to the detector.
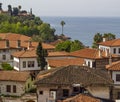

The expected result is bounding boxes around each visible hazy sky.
[1,0,120,17]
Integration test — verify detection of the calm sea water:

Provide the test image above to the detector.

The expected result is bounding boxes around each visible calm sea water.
[40,16,120,46]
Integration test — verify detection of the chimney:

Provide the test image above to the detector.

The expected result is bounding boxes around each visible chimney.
[106,49,109,57]
[109,54,112,65]
[27,41,32,50]
[103,37,108,42]
[99,49,102,58]
[6,40,9,48]
[17,40,21,48]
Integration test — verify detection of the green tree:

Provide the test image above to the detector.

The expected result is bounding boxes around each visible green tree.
[92,33,103,48]
[2,62,13,70]
[70,40,84,52]
[60,20,65,34]
[56,40,84,52]
[38,23,55,42]
[36,42,48,70]
[103,33,116,41]
[92,33,116,48]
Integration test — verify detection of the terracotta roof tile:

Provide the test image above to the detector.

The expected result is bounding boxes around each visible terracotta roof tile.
[12,50,67,58]
[48,51,69,57]
[36,65,113,86]
[0,71,30,82]
[106,61,120,71]
[58,94,100,102]
[70,48,118,59]
[70,48,106,59]
[99,38,120,47]
[0,33,30,41]
[12,50,37,58]
[48,58,84,68]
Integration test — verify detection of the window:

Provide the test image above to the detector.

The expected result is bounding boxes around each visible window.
[2,55,6,60]
[113,48,116,54]
[116,74,120,81]
[119,48,120,53]
[39,91,43,95]
[73,87,79,93]
[88,62,90,67]
[3,49,6,53]
[117,92,120,99]
[6,85,11,92]
[6,40,9,48]
[63,89,69,97]
[28,61,34,67]
[13,85,16,93]
[92,62,96,68]
[23,61,26,68]
[49,90,56,99]
[10,55,13,60]
[17,40,21,47]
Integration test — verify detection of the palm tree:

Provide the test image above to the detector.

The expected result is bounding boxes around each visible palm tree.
[60,20,65,34]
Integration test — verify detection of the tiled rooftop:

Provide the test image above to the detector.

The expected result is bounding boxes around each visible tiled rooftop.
[0,71,30,82]
[106,61,120,71]
[99,38,120,47]
[70,48,118,59]
[48,51,69,57]
[58,94,100,102]
[48,58,84,68]
[36,65,113,86]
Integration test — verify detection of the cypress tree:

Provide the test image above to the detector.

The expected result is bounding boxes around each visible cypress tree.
[36,42,48,70]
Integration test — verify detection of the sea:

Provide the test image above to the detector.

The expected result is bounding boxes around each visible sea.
[40,16,120,46]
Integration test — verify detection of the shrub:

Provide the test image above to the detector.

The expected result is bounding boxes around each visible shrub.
[1,62,13,70]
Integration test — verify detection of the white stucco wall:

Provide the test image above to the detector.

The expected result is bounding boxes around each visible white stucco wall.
[112,71,120,85]
[13,57,41,71]
[99,45,120,55]
[85,59,95,68]
[87,86,110,99]
[0,81,25,96]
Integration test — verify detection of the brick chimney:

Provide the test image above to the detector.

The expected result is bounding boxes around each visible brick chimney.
[27,41,32,50]
[99,49,102,58]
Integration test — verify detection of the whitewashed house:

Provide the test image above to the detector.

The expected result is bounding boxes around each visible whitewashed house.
[35,65,113,102]
[12,50,41,71]
[0,33,31,66]
[99,38,120,55]
[70,48,120,69]
[0,71,33,96]
[106,61,120,101]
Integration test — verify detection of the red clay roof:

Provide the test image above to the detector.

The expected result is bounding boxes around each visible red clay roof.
[70,48,118,59]
[48,58,84,68]
[0,34,55,50]
[0,71,30,82]
[58,94,100,102]
[0,33,30,41]
[106,61,120,71]
[70,48,102,59]
[99,38,120,47]
[48,51,69,57]
[12,50,37,58]
[13,50,68,58]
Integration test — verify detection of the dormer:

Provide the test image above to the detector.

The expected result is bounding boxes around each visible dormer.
[6,40,9,48]
[17,40,21,48]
